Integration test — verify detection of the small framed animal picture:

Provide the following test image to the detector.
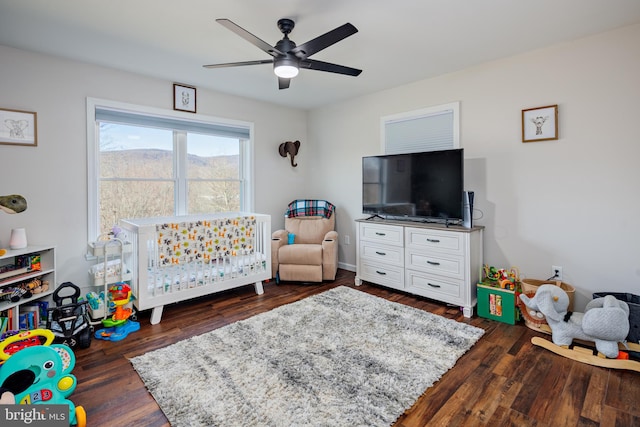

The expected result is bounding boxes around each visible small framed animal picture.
[173,83,197,113]
[0,108,37,147]
[522,105,558,142]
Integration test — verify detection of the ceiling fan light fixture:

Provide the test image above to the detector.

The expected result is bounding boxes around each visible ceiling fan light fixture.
[274,57,299,78]
[274,65,299,78]
[207,19,361,89]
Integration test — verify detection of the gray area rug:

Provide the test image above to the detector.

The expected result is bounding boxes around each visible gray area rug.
[130,286,484,426]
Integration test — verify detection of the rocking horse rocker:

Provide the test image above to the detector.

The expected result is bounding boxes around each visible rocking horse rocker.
[519,284,640,372]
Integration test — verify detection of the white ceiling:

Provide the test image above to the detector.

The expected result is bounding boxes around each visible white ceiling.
[1,1,640,110]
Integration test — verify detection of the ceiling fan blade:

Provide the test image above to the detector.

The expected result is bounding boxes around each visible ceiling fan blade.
[291,23,358,58]
[300,59,362,76]
[216,18,284,57]
[203,59,273,69]
[278,77,291,90]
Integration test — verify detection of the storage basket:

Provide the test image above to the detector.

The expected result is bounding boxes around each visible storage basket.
[517,291,551,334]
[521,279,575,312]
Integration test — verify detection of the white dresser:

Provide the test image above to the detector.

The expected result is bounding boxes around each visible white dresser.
[355,219,483,317]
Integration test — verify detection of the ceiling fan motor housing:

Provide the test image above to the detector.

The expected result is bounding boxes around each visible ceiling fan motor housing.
[274,32,299,78]
[275,37,297,56]
[206,17,361,89]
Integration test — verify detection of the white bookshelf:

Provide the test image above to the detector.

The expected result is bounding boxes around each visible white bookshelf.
[0,245,56,330]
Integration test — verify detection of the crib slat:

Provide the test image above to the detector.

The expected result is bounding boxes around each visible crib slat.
[119,213,272,324]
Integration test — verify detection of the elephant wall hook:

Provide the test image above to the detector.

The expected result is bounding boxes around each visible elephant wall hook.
[279,140,300,167]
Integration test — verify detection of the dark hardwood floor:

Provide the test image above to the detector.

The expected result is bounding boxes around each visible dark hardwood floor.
[72,269,639,426]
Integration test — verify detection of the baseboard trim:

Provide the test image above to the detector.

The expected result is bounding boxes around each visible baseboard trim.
[338,262,356,272]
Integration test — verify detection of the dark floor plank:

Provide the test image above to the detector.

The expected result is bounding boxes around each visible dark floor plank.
[68,269,639,426]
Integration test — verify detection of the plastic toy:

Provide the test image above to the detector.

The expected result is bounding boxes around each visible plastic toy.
[2,278,50,302]
[0,279,46,303]
[482,265,520,290]
[0,387,13,403]
[520,284,640,372]
[94,282,140,341]
[0,330,86,426]
[0,329,55,362]
[86,291,105,311]
[46,282,93,349]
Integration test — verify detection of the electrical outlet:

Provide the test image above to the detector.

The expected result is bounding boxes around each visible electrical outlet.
[344,235,350,245]
[551,265,563,281]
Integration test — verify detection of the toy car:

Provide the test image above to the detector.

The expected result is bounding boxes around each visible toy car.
[46,282,92,349]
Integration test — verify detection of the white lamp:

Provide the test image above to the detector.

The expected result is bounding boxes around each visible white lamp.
[9,228,27,250]
[274,57,299,79]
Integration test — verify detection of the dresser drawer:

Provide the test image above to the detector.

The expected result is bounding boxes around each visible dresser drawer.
[360,242,404,267]
[406,249,464,280]
[359,260,404,290]
[405,270,463,305]
[356,219,483,319]
[405,227,465,256]
[359,223,403,246]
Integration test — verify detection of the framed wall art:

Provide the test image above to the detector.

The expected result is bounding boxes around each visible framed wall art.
[0,108,37,147]
[173,83,197,113]
[522,104,558,142]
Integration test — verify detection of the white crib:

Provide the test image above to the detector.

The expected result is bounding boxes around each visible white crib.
[119,213,271,324]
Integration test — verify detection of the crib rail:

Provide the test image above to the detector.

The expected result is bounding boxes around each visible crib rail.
[120,213,271,324]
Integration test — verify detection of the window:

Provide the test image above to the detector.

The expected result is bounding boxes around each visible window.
[381,102,460,154]
[87,98,253,238]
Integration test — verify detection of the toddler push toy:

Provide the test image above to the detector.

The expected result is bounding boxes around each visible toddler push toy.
[0,329,87,426]
[46,282,93,349]
[0,329,55,363]
[94,282,140,341]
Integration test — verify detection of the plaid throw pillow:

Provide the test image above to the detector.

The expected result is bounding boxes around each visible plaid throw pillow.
[285,199,335,219]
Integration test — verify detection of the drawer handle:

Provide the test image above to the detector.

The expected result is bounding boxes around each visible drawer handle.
[427,283,441,288]
[375,251,386,256]
[375,270,387,275]
[427,260,441,266]
[427,238,440,243]
[375,232,386,236]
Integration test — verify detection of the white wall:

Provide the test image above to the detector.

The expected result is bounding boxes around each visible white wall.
[0,45,308,288]
[308,23,640,310]
[3,23,639,311]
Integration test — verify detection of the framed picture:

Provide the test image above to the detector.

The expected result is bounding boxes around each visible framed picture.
[0,108,37,147]
[522,105,558,142]
[173,83,197,113]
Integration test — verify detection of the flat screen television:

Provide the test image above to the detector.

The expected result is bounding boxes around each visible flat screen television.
[362,148,464,223]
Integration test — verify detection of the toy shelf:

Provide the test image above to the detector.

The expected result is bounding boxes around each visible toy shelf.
[0,245,56,330]
[0,287,55,313]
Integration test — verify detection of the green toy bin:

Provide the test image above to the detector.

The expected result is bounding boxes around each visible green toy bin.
[477,282,519,325]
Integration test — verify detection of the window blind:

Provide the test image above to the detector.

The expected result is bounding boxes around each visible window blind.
[384,109,454,154]
[95,107,250,139]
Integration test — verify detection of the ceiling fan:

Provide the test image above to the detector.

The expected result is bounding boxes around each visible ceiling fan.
[203,18,362,89]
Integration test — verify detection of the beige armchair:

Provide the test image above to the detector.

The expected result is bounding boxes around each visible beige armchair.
[271,200,338,283]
